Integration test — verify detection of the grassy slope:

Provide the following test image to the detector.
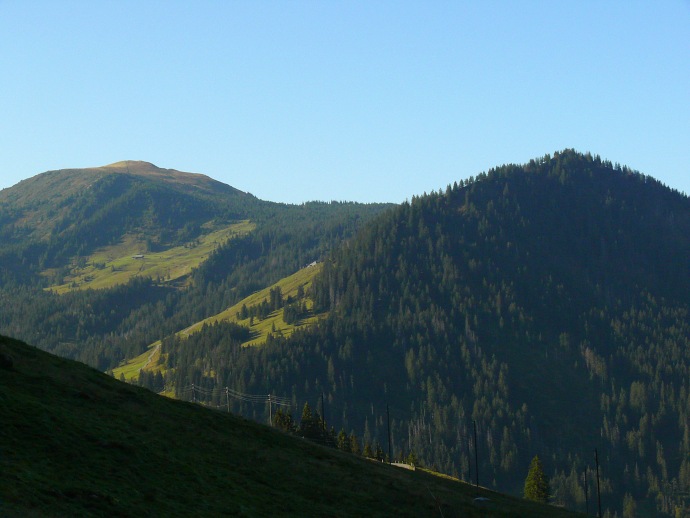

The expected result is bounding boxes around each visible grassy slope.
[113,263,324,381]
[0,335,581,517]
[45,220,255,294]
[212,262,325,346]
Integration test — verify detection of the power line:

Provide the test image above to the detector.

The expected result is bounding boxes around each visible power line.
[179,385,292,407]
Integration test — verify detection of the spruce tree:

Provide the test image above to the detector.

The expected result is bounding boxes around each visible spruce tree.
[349,432,361,455]
[337,428,350,452]
[406,450,418,467]
[274,408,295,432]
[524,455,549,503]
[299,402,314,437]
[363,441,374,459]
[299,402,325,442]
[374,440,385,462]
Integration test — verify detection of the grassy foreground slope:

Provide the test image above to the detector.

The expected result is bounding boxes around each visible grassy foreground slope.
[0,335,580,517]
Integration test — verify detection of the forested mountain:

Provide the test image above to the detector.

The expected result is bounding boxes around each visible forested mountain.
[0,161,253,282]
[0,161,392,368]
[3,151,689,516]
[166,151,690,516]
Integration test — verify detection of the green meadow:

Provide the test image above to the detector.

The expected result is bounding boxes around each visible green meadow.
[112,263,324,382]
[45,220,254,294]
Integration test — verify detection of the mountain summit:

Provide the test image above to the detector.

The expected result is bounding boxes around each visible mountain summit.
[0,160,246,209]
[0,161,260,279]
[99,160,240,193]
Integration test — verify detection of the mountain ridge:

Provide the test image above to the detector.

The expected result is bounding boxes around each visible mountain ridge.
[99,160,248,195]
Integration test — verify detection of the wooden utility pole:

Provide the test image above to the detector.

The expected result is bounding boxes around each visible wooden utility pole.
[594,448,601,518]
[473,420,479,489]
[268,394,273,426]
[583,468,589,516]
[387,404,392,464]
[225,387,230,413]
[320,392,325,431]
[466,433,472,483]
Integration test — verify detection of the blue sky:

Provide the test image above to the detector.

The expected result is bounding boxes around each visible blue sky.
[1,1,688,203]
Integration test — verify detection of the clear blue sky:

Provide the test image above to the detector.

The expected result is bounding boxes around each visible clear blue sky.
[1,1,688,203]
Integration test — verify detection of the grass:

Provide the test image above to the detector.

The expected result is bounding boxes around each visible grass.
[184,262,325,345]
[111,342,162,382]
[44,220,255,294]
[0,335,584,517]
[113,263,324,382]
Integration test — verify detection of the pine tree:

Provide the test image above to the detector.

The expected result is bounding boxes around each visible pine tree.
[274,408,295,432]
[374,440,385,462]
[300,402,313,434]
[337,428,351,452]
[299,402,323,441]
[406,450,418,467]
[524,455,550,503]
[623,492,637,518]
[349,432,361,455]
[154,371,164,392]
[363,441,374,459]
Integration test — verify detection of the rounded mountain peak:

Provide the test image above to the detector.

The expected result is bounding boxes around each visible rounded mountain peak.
[103,161,166,173]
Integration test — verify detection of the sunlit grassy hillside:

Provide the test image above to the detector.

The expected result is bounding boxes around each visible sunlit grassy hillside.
[45,220,254,293]
[112,263,324,382]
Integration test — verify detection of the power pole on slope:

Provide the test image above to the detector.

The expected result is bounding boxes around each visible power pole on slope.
[320,392,325,431]
[466,432,472,483]
[387,404,392,464]
[269,394,273,426]
[594,448,601,518]
[473,420,479,489]
[583,468,589,516]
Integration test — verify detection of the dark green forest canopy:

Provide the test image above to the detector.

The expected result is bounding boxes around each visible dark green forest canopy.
[174,151,690,516]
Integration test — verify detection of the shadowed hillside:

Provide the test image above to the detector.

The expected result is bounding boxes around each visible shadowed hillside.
[0,335,580,517]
